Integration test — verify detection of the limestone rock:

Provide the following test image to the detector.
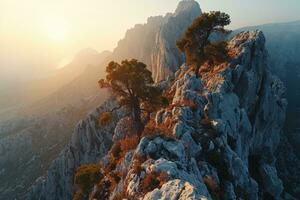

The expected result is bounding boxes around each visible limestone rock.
[143,179,208,200]
[26,100,125,200]
[28,29,290,200]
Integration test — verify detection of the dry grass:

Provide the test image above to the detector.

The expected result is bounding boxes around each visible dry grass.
[140,171,169,194]
[198,62,229,91]
[142,118,174,139]
[227,47,240,59]
[98,112,112,127]
[107,171,121,193]
[74,164,103,194]
[120,136,140,157]
[131,155,147,176]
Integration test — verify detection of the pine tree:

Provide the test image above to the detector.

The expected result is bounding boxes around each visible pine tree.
[177,11,231,76]
[99,59,167,136]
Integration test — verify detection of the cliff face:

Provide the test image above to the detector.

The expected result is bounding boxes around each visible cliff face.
[26,100,125,200]
[112,0,201,82]
[119,31,286,200]
[27,31,290,200]
[236,22,300,197]
[1,2,202,199]
[150,0,201,82]
[0,54,110,199]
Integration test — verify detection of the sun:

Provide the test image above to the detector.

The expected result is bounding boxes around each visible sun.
[44,17,69,41]
[47,25,67,41]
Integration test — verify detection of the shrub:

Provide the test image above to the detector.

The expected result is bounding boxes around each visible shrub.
[110,142,122,160]
[120,136,140,157]
[91,179,111,200]
[203,175,219,194]
[99,59,165,137]
[98,112,112,126]
[140,172,168,194]
[74,164,103,195]
[176,11,231,76]
[131,155,146,176]
[101,171,121,195]
[142,119,174,139]
[204,41,230,65]
[160,96,169,107]
[72,189,84,200]
[112,194,124,200]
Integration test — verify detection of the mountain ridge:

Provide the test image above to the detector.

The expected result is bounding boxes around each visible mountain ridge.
[2,1,300,199]
[27,30,292,200]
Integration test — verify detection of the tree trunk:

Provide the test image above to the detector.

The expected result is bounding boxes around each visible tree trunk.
[131,97,144,137]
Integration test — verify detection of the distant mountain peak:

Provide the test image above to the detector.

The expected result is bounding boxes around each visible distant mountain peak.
[74,48,99,60]
[175,0,201,16]
[111,0,202,82]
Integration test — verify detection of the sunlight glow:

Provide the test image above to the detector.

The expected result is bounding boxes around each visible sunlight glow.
[57,56,72,69]
[44,17,69,41]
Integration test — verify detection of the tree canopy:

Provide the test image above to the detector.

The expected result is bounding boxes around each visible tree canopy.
[176,11,231,75]
[74,164,103,198]
[99,59,167,135]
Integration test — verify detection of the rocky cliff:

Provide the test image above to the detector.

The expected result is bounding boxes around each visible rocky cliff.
[112,0,201,82]
[26,100,125,200]
[236,21,300,197]
[27,31,293,199]
[0,1,202,199]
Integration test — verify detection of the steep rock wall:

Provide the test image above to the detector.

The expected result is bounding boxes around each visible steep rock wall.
[112,0,201,82]
[26,100,125,200]
[28,31,290,200]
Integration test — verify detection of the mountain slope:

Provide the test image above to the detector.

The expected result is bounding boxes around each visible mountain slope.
[0,50,111,121]
[0,50,111,199]
[233,21,300,196]
[112,0,201,82]
[3,2,300,199]
[27,31,291,200]
[0,2,202,199]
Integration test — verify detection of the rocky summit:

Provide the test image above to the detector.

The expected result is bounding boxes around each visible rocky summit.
[27,30,293,199]
[112,0,201,82]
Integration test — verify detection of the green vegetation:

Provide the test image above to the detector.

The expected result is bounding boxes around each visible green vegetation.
[98,112,112,126]
[176,11,231,76]
[99,59,168,136]
[73,164,103,199]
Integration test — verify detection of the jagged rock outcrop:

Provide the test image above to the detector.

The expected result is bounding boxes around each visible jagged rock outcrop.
[235,23,300,179]
[0,107,89,199]
[26,100,125,200]
[28,30,290,200]
[151,0,201,82]
[7,2,300,199]
[112,0,201,82]
[1,2,202,199]
[108,31,287,200]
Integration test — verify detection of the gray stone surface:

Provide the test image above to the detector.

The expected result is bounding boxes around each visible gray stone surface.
[27,19,293,200]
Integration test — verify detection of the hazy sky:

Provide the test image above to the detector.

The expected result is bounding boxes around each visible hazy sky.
[0,0,299,86]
